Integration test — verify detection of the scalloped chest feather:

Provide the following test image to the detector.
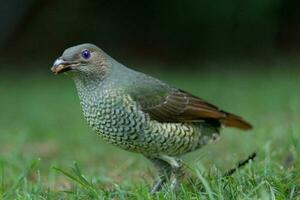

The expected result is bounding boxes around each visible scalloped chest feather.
[76,83,220,156]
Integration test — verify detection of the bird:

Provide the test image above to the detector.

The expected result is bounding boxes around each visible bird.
[51,43,252,193]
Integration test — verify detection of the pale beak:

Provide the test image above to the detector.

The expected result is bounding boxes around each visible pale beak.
[51,58,74,74]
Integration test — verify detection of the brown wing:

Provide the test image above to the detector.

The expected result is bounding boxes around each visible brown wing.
[144,89,252,130]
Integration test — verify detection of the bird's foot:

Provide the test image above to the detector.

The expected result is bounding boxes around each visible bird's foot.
[158,156,185,192]
[150,178,166,195]
[170,177,179,191]
[170,160,184,192]
[148,155,185,194]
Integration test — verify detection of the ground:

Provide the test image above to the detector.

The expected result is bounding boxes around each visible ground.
[0,64,299,199]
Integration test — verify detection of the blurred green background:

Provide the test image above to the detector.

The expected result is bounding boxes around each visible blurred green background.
[0,0,299,198]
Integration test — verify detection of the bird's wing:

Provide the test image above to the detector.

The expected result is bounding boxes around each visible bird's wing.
[128,77,252,130]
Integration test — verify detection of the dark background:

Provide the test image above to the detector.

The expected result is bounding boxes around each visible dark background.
[0,0,300,68]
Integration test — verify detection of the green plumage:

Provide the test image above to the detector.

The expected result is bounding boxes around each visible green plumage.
[52,43,252,193]
[74,61,219,157]
[77,82,219,157]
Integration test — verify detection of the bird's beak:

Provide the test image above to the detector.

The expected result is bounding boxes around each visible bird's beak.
[51,58,73,74]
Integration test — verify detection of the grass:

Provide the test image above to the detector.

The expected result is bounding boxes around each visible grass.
[0,65,299,199]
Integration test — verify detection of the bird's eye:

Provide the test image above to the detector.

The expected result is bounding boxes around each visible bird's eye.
[81,49,91,60]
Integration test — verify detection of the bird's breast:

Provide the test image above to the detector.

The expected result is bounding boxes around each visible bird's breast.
[79,88,149,150]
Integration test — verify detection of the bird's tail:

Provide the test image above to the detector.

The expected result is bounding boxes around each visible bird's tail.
[220,111,252,130]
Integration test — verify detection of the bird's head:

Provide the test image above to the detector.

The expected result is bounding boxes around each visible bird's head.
[51,43,109,77]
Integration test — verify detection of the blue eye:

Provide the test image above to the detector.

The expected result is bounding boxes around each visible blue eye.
[81,49,91,59]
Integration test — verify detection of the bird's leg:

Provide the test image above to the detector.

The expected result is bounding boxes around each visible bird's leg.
[147,157,172,194]
[158,155,184,191]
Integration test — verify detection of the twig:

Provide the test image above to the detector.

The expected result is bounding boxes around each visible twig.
[223,152,257,177]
